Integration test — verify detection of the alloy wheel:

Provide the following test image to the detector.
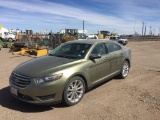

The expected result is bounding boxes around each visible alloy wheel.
[66,80,84,103]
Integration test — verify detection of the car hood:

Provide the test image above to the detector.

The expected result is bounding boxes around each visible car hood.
[13,56,81,77]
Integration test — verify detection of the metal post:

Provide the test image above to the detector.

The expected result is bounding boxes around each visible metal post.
[144,23,147,36]
[83,21,84,36]
[142,21,144,37]
[149,26,152,36]
[83,21,84,31]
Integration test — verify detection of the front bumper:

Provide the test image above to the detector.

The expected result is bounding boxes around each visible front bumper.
[123,40,128,45]
[9,76,65,105]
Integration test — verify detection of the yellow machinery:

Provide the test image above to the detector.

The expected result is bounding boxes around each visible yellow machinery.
[98,30,110,39]
[12,29,48,57]
[61,29,78,42]
[15,30,43,41]
[11,29,78,57]
[47,29,78,49]
[12,47,48,57]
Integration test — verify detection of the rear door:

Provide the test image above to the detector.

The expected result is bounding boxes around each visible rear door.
[105,43,123,74]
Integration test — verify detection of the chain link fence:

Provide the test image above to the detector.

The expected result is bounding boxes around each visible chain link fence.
[124,35,160,41]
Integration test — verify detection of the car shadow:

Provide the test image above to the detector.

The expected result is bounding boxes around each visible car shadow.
[0,86,67,113]
[9,55,37,58]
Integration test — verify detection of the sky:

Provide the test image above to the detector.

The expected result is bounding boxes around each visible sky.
[0,0,160,35]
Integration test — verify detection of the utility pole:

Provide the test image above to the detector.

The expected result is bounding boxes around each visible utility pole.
[133,18,137,41]
[153,29,155,36]
[83,20,84,30]
[149,26,152,36]
[144,23,147,36]
[83,20,84,34]
[134,18,136,35]
[142,21,144,36]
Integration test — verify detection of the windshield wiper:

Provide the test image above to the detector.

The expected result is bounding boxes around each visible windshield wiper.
[49,54,79,59]
[53,54,69,58]
[48,54,64,57]
[65,55,81,59]
[48,54,54,56]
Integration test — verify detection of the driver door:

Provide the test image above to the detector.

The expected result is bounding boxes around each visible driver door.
[87,43,111,85]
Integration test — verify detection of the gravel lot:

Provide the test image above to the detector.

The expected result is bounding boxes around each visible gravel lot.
[0,41,160,120]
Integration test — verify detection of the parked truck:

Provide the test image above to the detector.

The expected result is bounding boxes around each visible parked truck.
[0,27,17,42]
[109,36,128,45]
[0,27,9,40]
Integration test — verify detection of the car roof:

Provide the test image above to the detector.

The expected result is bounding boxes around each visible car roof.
[66,39,114,45]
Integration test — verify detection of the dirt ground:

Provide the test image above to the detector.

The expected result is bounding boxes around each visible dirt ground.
[0,41,160,120]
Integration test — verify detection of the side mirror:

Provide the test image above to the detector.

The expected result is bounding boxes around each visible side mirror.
[89,54,101,60]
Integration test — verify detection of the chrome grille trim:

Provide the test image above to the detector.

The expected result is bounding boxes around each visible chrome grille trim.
[10,72,31,88]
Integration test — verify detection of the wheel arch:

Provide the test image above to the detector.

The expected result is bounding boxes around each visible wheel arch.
[8,37,13,41]
[75,74,88,92]
[124,58,130,68]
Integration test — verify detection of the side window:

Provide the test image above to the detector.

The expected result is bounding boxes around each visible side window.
[113,44,121,51]
[91,43,107,55]
[63,44,71,52]
[105,43,121,53]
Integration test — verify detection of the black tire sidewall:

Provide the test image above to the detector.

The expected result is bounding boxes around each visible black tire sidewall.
[118,41,122,44]
[8,38,13,42]
[63,76,85,106]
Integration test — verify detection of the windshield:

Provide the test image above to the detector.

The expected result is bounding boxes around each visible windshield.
[49,43,92,59]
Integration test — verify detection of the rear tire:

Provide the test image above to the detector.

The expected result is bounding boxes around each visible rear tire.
[63,76,85,106]
[118,61,129,79]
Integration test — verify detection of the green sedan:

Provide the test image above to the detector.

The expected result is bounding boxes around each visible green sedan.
[9,39,131,106]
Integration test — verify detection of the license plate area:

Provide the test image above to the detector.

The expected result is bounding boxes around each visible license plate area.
[11,86,18,96]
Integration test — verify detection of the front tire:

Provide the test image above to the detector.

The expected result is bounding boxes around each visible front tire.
[118,41,123,45]
[8,38,13,42]
[118,61,129,79]
[63,76,85,106]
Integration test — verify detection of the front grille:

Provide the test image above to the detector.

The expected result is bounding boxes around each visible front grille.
[10,72,31,88]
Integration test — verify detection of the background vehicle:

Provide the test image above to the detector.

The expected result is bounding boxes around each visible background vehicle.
[4,32,16,42]
[9,39,131,106]
[109,36,128,45]
[78,34,98,40]
[0,27,19,42]
[58,28,78,43]
[10,29,48,57]
[0,39,10,49]
[0,27,9,41]
[11,28,78,53]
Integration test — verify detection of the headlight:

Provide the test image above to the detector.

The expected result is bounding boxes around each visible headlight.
[33,73,63,84]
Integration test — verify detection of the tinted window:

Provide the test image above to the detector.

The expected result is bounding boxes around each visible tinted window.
[49,43,92,59]
[110,37,119,40]
[105,43,121,53]
[91,43,107,55]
